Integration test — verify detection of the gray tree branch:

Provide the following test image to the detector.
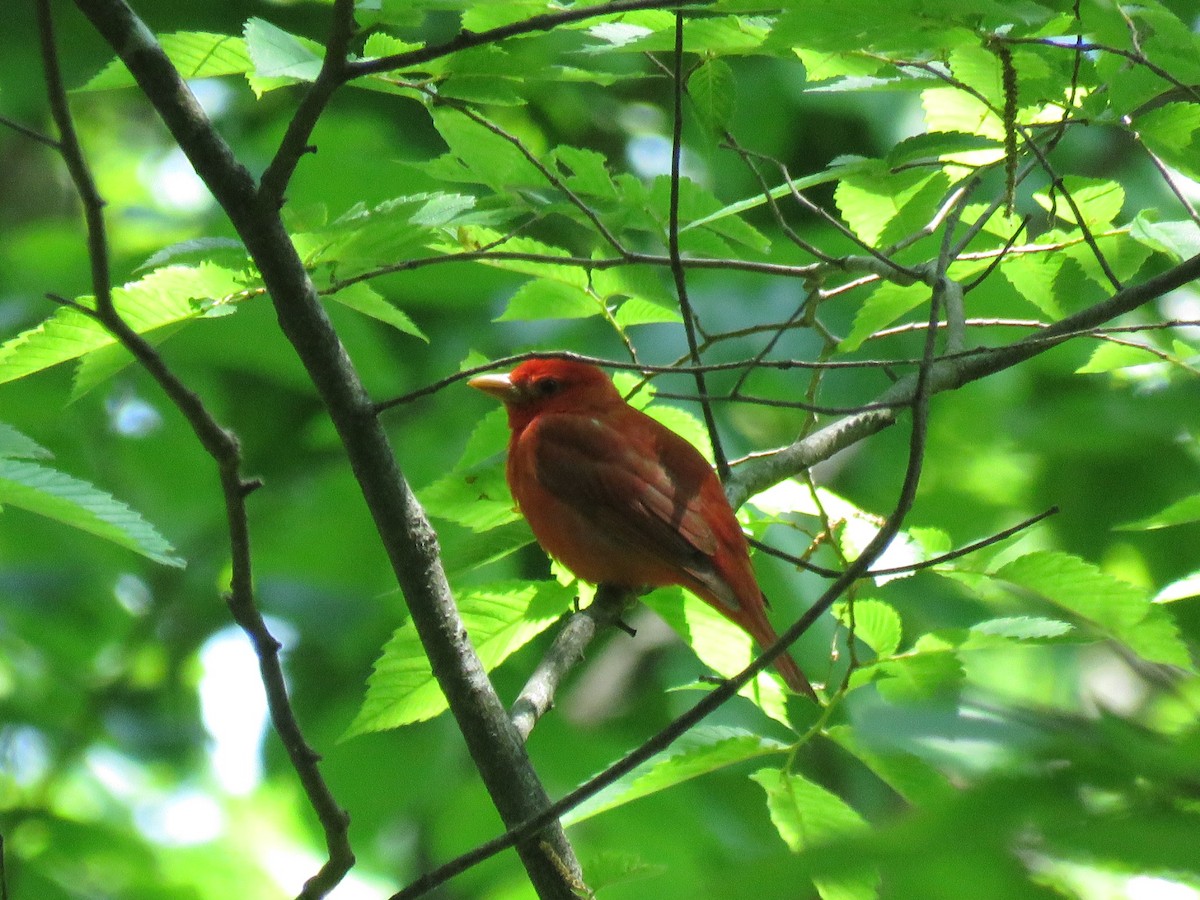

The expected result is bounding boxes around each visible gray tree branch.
[69,0,584,895]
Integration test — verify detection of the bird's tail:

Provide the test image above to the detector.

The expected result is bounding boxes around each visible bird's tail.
[741,606,819,702]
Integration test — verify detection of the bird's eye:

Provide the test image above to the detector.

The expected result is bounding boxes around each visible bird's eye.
[536,377,561,396]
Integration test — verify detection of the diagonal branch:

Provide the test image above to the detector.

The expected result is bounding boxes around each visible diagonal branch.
[39,3,353,897]
[70,0,586,896]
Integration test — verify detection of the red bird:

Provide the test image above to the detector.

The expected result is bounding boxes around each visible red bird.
[469,357,817,700]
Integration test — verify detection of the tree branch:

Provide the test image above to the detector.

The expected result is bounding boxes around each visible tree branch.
[40,3,353,897]
[70,0,584,896]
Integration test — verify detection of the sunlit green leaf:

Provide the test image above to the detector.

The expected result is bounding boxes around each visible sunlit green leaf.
[1116,493,1200,531]
[751,767,879,900]
[344,580,573,736]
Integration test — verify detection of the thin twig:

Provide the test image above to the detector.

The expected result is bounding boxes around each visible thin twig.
[44,2,347,895]
[667,12,728,477]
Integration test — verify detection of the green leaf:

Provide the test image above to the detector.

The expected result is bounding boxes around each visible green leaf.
[553,146,618,201]
[244,18,324,92]
[326,283,427,341]
[344,581,572,737]
[0,459,184,567]
[613,297,683,327]
[1032,177,1126,229]
[688,59,736,134]
[1116,493,1200,531]
[1135,102,1200,183]
[999,252,1065,318]
[1155,572,1200,604]
[79,32,252,92]
[644,589,791,725]
[970,616,1074,641]
[751,767,879,900]
[495,279,600,322]
[0,264,250,386]
[1130,214,1200,263]
[420,462,517,532]
[425,109,546,194]
[1075,342,1165,374]
[650,176,771,254]
[826,724,951,806]
[839,282,930,352]
[835,599,902,658]
[0,422,52,460]
[683,158,873,233]
[993,551,1192,668]
[834,166,948,247]
[561,727,790,826]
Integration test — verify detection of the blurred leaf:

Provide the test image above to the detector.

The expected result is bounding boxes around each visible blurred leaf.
[1117,493,1200,531]
[751,767,879,900]
[993,551,1192,669]
[562,727,790,826]
[0,459,184,567]
[344,580,572,736]
[1075,341,1166,374]
[0,422,52,459]
[839,282,929,352]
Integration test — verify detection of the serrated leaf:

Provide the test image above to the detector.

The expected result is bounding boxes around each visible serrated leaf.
[1116,493,1200,531]
[327,283,427,340]
[839,282,930,352]
[835,599,902,658]
[1032,177,1125,228]
[79,32,252,92]
[0,459,184,567]
[562,727,789,827]
[344,581,572,737]
[688,59,735,134]
[613,297,683,327]
[993,551,1192,668]
[1000,252,1065,318]
[0,423,52,460]
[834,165,942,246]
[137,237,247,272]
[553,146,618,201]
[495,279,600,321]
[0,264,250,386]
[420,462,517,532]
[751,768,879,900]
[650,177,771,254]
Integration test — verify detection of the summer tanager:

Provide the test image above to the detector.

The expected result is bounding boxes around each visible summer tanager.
[469,358,817,700]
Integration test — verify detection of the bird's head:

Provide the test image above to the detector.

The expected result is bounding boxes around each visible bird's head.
[469,358,622,428]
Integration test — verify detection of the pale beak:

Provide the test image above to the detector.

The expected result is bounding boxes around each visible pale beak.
[467,372,521,403]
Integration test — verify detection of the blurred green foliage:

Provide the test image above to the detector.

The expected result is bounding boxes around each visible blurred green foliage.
[1,1,1199,898]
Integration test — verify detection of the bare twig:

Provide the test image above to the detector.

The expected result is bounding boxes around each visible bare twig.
[667,12,728,477]
[511,585,636,742]
[70,0,585,895]
[40,4,354,897]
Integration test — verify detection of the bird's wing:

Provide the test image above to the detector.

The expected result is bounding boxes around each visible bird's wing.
[527,410,740,605]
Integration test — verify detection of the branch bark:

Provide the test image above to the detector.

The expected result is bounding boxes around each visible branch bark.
[69,0,583,895]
